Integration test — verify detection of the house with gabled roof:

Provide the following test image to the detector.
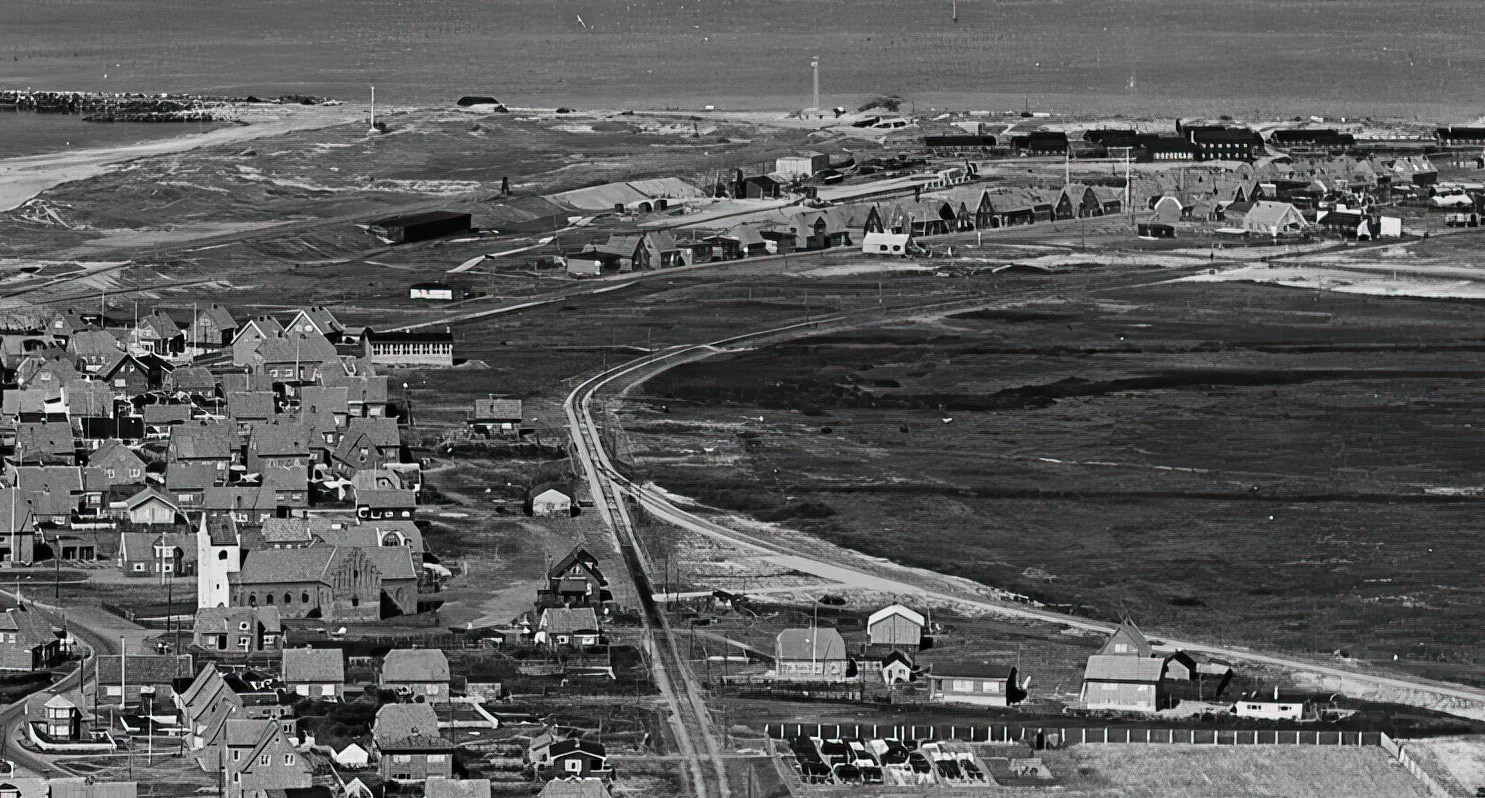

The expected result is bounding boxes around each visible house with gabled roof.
[1080,655,1166,712]
[99,353,149,398]
[539,544,611,608]
[135,310,185,356]
[322,372,389,418]
[169,366,217,396]
[285,308,344,340]
[193,606,283,654]
[44,308,92,343]
[92,653,193,708]
[14,421,76,466]
[925,661,1019,706]
[1242,200,1309,237]
[88,441,146,487]
[167,462,217,508]
[536,606,600,650]
[67,329,126,373]
[252,332,340,383]
[205,484,278,526]
[373,703,451,782]
[773,628,848,682]
[0,606,61,671]
[118,530,192,575]
[231,316,286,367]
[281,648,345,701]
[866,604,925,649]
[169,422,238,476]
[246,422,313,473]
[228,391,275,431]
[65,379,115,422]
[220,717,312,798]
[470,398,522,438]
[380,649,450,703]
[193,304,238,348]
[120,487,184,526]
[1100,620,1153,657]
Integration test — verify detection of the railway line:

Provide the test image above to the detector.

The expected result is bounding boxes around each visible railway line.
[564,263,1485,785]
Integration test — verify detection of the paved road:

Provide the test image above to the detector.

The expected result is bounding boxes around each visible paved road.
[566,278,1485,726]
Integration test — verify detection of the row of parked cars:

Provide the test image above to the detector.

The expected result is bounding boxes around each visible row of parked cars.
[785,736,987,786]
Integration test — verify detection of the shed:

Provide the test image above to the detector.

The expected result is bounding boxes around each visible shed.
[528,485,572,517]
[866,604,924,648]
[367,212,472,245]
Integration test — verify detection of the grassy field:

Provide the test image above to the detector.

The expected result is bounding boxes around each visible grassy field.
[627,246,1485,686]
[1042,744,1432,798]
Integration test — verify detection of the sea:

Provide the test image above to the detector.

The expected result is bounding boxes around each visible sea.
[4,0,1485,158]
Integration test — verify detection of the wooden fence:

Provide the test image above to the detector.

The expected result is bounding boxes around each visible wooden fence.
[1380,733,1454,798]
[765,722,1380,748]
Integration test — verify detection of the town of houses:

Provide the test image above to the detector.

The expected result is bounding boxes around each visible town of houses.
[0,111,1480,798]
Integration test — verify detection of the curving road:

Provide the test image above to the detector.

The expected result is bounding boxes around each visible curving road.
[565,280,1485,740]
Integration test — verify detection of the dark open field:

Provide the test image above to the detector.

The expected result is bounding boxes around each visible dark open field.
[628,250,1485,686]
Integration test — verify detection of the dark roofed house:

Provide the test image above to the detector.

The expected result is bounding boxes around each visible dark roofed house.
[99,353,150,397]
[924,662,1019,706]
[355,488,416,521]
[14,421,76,465]
[92,653,193,707]
[0,607,62,671]
[282,648,345,700]
[136,310,185,356]
[380,649,450,703]
[1080,654,1167,713]
[169,366,216,395]
[247,422,313,473]
[169,422,238,475]
[228,391,275,430]
[253,332,340,383]
[1100,620,1153,657]
[373,703,452,782]
[167,462,218,508]
[545,739,612,781]
[773,628,848,682]
[193,304,238,348]
[471,398,522,438]
[192,606,283,654]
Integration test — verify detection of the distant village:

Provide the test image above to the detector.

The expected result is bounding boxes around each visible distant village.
[360,118,1485,295]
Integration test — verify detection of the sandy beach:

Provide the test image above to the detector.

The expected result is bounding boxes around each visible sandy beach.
[0,104,360,212]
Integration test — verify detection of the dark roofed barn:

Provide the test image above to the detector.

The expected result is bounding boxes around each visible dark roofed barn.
[367,212,472,245]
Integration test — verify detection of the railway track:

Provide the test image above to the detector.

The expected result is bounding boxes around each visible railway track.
[564,262,1485,768]
[562,267,1213,794]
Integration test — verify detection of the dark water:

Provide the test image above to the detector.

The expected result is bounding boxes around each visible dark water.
[4,0,1484,157]
[0,111,231,158]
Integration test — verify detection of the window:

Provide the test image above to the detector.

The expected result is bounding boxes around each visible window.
[320,684,335,696]
[238,637,250,650]
[426,684,439,695]
[982,681,1000,693]
[239,621,250,631]
[130,468,140,478]
[106,685,122,697]
[565,759,581,773]
[114,379,126,387]
[219,551,229,560]
[260,754,270,766]
[133,563,144,572]
[232,750,241,761]
[265,594,274,604]
[283,593,292,604]
[105,468,115,479]
[301,592,310,604]
[284,754,295,765]
[392,755,411,764]
[428,754,447,764]
[951,680,974,693]
[232,774,240,785]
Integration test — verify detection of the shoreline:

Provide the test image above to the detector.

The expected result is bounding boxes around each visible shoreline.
[0,103,363,213]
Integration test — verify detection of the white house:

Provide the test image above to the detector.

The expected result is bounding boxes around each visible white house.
[1235,690,1310,721]
[862,232,913,257]
[410,283,456,302]
[1242,201,1308,237]
[775,152,829,179]
[529,486,572,518]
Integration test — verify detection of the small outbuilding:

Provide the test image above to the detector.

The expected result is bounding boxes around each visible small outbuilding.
[367,211,472,244]
[866,604,925,649]
[410,283,456,301]
[528,484,573,518]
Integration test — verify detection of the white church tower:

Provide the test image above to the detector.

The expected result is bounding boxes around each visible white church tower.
[196,513,241,609]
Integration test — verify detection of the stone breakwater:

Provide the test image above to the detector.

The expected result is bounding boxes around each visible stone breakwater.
[0,90,324,122]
